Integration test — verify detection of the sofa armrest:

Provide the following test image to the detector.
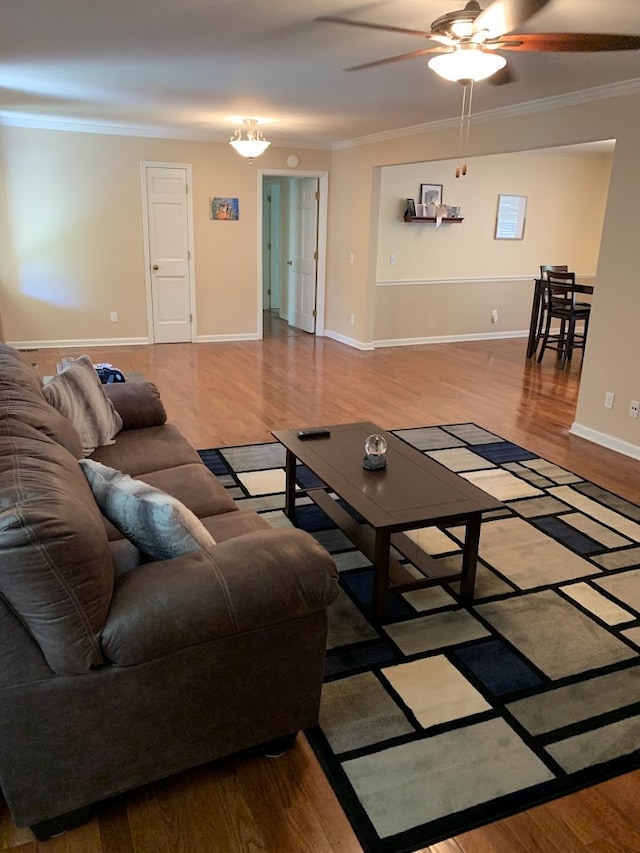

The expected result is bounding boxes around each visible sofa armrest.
[101,528,338,666]
[103,382,167,430]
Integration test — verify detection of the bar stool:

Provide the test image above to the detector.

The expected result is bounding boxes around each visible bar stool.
[537,271,591,369]
[532,266,569,355]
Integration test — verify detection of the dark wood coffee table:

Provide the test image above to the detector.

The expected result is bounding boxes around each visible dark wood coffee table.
[272,422,503,620]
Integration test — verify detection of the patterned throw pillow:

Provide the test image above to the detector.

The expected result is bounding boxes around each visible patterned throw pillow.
[79,459,216,559]
[42,355,123,456]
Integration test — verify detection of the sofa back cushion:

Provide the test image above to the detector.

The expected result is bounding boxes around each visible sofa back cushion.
[0,419,114,674]
[0,345,83,458]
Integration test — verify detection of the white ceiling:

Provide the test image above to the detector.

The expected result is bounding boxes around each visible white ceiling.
[1,0,639,147]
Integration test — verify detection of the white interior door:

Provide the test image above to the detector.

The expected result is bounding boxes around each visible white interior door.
[144,165,194,343]
[289,178,318,333]
[269,183,281,312]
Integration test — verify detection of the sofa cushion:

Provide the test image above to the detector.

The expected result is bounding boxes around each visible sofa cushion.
[140,464,237,518]
[89,423,202,476]
[42,355,123,456]
[0,419,114,675]
[80,459,217,559]
[201,509,271,542]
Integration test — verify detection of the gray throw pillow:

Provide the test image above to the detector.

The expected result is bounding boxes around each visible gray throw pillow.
[42,355,123,456]
[79,459,216,559]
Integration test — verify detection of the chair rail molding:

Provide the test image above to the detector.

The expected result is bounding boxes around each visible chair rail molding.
[376,275,533,287]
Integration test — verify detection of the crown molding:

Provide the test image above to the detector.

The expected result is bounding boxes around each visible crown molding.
[0,111,330,148]
[0,111,225,141]
[333,77,640,150]
[1,75,639,148]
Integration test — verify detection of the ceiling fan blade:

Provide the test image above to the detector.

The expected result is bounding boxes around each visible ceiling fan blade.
[488,63,515,85]
[493,32,640,52]
[345,46,445,72]
[315,15,434,39]
[474,0,551,40]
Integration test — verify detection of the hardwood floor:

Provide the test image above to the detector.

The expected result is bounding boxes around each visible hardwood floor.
[5,329,640,851]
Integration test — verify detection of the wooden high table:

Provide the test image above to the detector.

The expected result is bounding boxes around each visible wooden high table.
[272,422,502,620]
[526,277,594,359]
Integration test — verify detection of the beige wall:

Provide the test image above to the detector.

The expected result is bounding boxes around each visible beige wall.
[2,88,640,455]
[373,152,610,343]
[326,92,640,452]
[0,127,330,344]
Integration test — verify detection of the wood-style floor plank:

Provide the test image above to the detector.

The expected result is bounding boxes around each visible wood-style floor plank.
[5,321,640,851]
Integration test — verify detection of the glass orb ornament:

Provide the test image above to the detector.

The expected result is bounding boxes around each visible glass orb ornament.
[363,433,388,470]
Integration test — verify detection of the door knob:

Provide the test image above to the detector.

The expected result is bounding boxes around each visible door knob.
[152,264,159,270]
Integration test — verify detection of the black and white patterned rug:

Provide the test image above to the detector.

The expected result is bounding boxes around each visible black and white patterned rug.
[199,424,640,853]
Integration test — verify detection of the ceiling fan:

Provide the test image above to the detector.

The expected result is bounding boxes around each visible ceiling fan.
[316,0,640,84]
[317,0,640,176]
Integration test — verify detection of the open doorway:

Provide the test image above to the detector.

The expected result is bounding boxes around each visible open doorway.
[259,170,328,339]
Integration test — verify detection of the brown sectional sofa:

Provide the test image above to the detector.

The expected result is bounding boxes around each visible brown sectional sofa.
[0,343,338,838]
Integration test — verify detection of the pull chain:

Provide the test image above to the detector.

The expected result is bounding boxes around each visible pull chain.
[455,80,474,178]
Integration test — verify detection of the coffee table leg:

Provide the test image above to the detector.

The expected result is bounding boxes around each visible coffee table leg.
[284,449,297,522]
[373,529,391,621]
[460,513,481,600]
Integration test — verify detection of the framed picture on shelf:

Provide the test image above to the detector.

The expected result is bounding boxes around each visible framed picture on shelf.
[405,198,416,217]
[420,183,443,206]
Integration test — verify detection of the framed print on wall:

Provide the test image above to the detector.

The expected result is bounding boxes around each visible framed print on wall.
[210,197,239,220]
[495,194,527,240]
[420,183,443,206]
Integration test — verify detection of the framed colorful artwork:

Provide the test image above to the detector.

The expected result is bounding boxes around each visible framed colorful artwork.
[210,197,239,220]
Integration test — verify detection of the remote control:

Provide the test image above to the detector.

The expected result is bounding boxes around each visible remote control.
[297,428,331,440]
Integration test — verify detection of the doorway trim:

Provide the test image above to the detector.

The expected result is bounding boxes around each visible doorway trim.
[257,169,329,339]
[140,161,197,343]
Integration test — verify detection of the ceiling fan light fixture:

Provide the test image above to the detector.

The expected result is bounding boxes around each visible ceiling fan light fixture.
[229,118,271,163]
[449,20,475,38]
[428,43,507,82]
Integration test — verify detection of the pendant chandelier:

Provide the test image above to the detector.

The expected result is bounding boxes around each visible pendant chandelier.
[229,118,271,165]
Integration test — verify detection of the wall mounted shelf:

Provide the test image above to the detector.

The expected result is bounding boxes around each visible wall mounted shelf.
[403,215,464,223]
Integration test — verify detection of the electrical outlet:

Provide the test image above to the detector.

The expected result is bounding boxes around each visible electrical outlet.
[630,400,640,419]
[110,311,118,323]
[349,252,354,264]
[604,391,615,409]
[350,313,356,325]
[491,309,498,324]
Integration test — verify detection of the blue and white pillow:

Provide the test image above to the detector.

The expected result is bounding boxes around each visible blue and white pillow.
[79,459,216,559]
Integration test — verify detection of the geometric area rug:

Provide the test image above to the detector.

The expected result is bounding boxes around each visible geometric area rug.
[199,423,640,853]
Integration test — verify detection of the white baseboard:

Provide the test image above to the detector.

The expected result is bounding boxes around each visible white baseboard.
[570,422,640,461]
[374,330,528,348]
[196,333,261,343]
[7,337,150,349]
[323,329,375,350]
